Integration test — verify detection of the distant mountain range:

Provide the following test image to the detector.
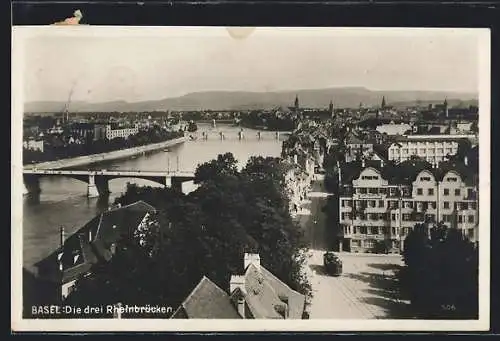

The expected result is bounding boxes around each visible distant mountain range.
[24,87,478,113]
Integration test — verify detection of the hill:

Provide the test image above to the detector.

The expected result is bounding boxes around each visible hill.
[24,87,478,113]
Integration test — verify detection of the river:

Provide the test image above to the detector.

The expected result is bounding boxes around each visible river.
[22,124,287,273]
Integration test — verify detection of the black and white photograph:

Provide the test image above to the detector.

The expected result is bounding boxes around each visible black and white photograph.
[12,26,490,331]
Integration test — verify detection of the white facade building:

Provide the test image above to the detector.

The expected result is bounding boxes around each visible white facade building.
[105,124,139,140]
[388,136,462,166]
[338,161,478,253]
[23,139,44,152]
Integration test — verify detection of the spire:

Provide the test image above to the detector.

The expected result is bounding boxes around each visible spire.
[381,96,386,109]
[329,99,334,117]
[294,94,299,110]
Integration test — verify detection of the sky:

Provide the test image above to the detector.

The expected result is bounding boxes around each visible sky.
[20,27,482,103]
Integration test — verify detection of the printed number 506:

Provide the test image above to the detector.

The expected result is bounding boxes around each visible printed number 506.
[441,304,456,311]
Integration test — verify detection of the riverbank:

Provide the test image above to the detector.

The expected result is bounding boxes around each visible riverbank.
[23,136,188,170]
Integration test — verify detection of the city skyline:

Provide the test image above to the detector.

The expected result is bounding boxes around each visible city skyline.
[20,27,481,103]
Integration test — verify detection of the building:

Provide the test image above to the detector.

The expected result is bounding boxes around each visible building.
[344,131,375,163]
[387,135,468,166]
[69,122,96,141]
[170,276,242,319]
[105,124,139,140]
[68,122,108,141]
[337,159,478,254]
[376,123,411,136]
[172,253,307,319]
[35,201,157,302]
[23,139,44,152]
[283,159,311,217]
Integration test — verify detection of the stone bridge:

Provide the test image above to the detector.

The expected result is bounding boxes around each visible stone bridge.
[22,169,196,198]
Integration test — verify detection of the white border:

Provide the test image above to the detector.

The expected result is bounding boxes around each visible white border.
[11,26,491,332]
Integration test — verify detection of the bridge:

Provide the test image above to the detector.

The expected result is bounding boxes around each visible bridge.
[22,169,196,198]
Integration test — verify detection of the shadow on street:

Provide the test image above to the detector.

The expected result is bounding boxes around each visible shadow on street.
[309,264,328,276]
[366,262,401,272]
[343,270,414,319]
[358,296,413,319]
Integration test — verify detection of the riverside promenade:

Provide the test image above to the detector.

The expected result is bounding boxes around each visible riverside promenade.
[23,136,188,170]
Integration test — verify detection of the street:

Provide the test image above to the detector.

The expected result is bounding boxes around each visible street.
[307,251,411,319]
[296,177,412,319]
[295,176,333,251]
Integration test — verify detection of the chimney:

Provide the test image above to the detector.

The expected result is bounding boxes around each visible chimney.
[229,275,246,295]
[60,226,66,248]
[244,253,260,270]
[337,160,342,184]
[114,303,123,319]
[237,297,245,318]
[278,295,290,319]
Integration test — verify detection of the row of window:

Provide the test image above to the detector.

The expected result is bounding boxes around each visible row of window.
[351,239,396,249]
[346,227,476,240]
[391,156,447,164]
[394,141,457,147]
[343,199,477,210]
[361,175,379,180]
[416,187,463,196]
[390,147,456,156]
[342,212,476,223]
[353,186,474,197]
[355,187,412,196]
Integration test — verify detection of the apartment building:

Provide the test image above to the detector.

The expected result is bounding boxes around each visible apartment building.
[23,139,44,152]
[105,124,139,140]
[344,132,375,163]
[337,159,478,254]
[387,136,464,166]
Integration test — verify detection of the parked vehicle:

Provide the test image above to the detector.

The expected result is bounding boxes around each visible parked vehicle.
[323,251,342,276]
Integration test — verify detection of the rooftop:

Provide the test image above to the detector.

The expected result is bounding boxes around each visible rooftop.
[340,159,477,186]
[35,201,157,284]
[171,276,242,319]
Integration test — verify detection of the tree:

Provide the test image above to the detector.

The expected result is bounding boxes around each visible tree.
[400,222,478,319]
[67,153,312,314]
[194,152,239,184]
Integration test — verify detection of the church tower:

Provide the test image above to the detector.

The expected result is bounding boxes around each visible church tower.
[329,100,334,118]
[294,94,299,111]
[381,96,386,109]
[444,98,449,118]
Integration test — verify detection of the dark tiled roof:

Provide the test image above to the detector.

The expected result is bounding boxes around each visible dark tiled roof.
[340,159,477,186]
[372,144,389,161]
[345,132,364,145]
[242,264,305,319]
[258,266,306,319]
[243,265,286,319]
[35,201,156,284]
[339,160,383,185]
[171,276,241,319]
[394,135,471,142]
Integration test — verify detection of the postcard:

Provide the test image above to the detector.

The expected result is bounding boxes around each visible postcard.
[11,25,490,332]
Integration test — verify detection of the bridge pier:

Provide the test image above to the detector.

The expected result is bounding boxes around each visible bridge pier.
[23,174,41,195]
[164,176,183,192]
[87,174,110,198]
[171,178,183,192]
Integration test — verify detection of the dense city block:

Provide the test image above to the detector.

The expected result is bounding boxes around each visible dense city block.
[23,94,479,320]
